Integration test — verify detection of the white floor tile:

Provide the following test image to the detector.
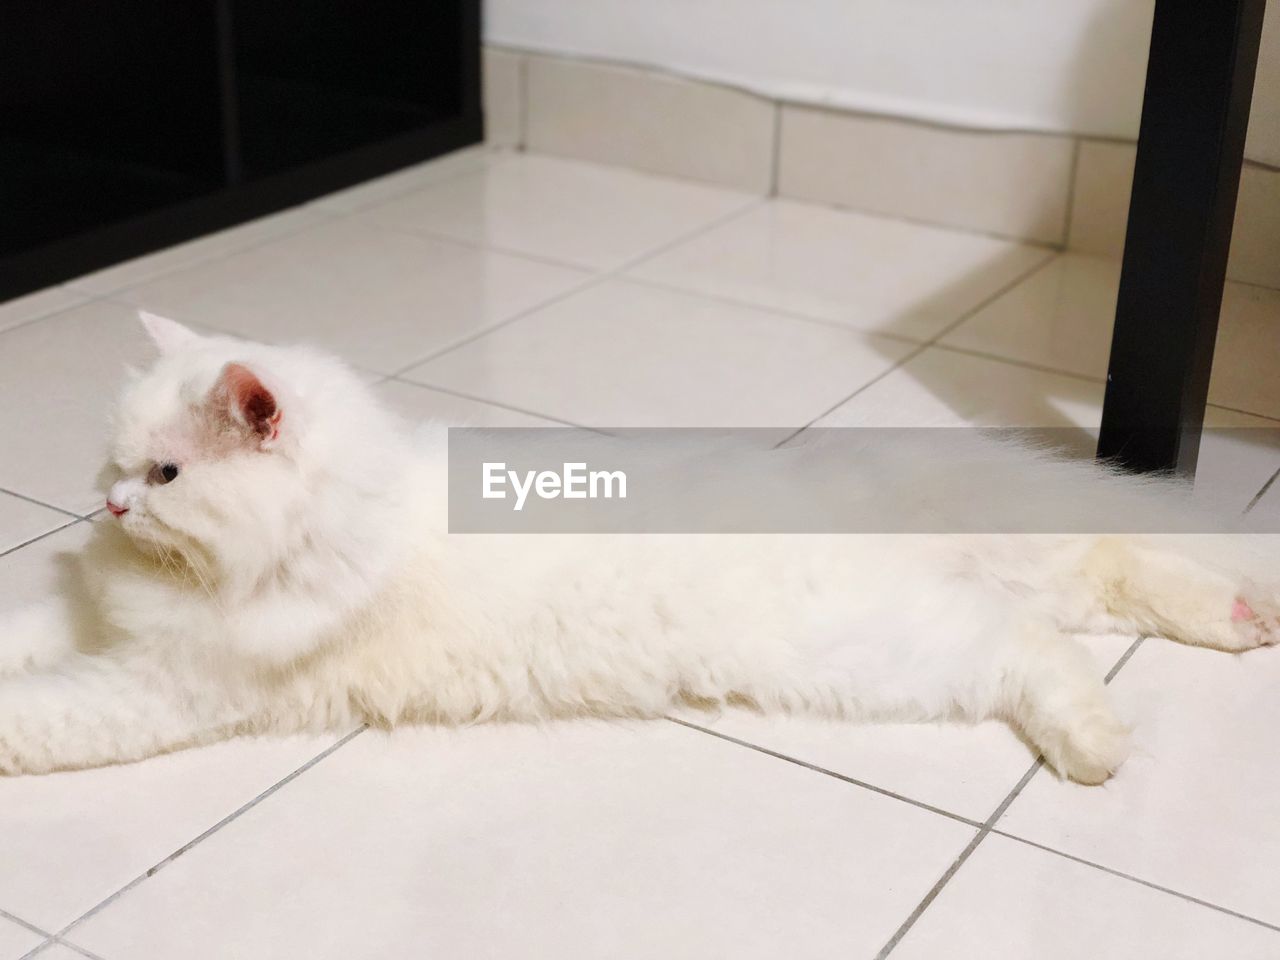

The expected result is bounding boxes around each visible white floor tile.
[71,721,976,960]
[0,302,155,515]
[892,833,1280,960]
[65,206,331,296]
[0,733,346,934]
[941,253,1280,420]
[0,917,45,960]
[629,200,1053,341]
[1196,408,1280,526]
[811,347,1280,514]
[25,946,86,960]
[1248,478,1280,527]
[374,379,564,428]
[998,638,1280,927]
[678,634,1135,823]
[113,217,588,374]
[311,146,491,214]
[1211,282,1280,418]
[0,496,72,556]
[356,153,758,270]
[0,287,86,335]
[402,279,918,427]
[939,253,1117,378]
[814,345,1105,431]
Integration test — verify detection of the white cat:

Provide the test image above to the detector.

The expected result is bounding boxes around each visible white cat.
[0,311,1275,782]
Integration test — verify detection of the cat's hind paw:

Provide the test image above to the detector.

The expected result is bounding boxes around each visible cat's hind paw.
[1227,591,1280,650]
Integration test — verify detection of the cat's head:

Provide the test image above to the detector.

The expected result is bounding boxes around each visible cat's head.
[104,312,405,585]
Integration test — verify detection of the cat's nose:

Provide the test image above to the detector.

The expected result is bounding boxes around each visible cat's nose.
[106,500,129,518]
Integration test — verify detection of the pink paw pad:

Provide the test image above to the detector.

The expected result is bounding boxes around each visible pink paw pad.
[1231,598,1256,622]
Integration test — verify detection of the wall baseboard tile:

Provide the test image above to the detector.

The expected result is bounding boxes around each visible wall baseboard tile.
[523,55,775,192]
[483,47,524,148]
[1068,139,1280,289]
[484,45,1280,288]
[777,105,1073,245]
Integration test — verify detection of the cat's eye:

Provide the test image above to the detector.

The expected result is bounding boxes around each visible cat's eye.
[149,462,180,485]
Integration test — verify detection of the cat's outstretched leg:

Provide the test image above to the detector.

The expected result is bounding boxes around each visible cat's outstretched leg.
[794,594,1129,784]
[1083,536,1280,651]
[0,654,242,775]
[998,626,1130,785]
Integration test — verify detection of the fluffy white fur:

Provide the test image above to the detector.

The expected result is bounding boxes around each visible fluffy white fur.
[0,312,1276,783]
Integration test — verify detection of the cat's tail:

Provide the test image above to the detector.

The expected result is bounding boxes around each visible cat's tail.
[1000,625,1131,785]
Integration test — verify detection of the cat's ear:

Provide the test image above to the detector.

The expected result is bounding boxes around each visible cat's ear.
[211,362,284,449]
[138,311,201,354]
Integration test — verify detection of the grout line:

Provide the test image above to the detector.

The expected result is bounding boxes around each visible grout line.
[929,336,1280,425]
[518,53,531,150]
[1060,138,1082,248]
[313,147,505,218]
[0,487,85,522]
[0,297,107,341]
[776,250,1060,447]
[61,208,338,300]
[54,727,367,941]
[382,196,768,379]
[1104,635,1146,684]
[874,633,1145,958]
[17,939,55,960]
[383,377,593,429]
[382,275,605,379]
[0,908,54,940]
[1244,156,1280,174]
[665,715,984,829]
[1244,466,1280,514]
[0,517,86,560]
[988,829,1280,934]
[1204,401,1280,425]
[927,341,1108,384]
[771,341,929,448]
[1224,273,1280,294]
[620,274,924,345]
[873,757,1042,960]
[781,189,1064,249]
[48,938,110,960]
[18,938,109,960]
[354,218,593,272]
[769,101,783,196]
[920,251,1061,345]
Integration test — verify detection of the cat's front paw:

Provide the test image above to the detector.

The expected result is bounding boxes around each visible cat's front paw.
[1050,711,1131,786]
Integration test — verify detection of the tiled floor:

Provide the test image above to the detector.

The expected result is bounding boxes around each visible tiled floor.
[1,148,1279,959]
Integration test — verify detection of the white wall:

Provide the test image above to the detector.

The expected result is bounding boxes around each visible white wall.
[486,0,1280,165]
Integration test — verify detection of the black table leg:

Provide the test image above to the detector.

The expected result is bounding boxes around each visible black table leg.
[1096,0,1267,476]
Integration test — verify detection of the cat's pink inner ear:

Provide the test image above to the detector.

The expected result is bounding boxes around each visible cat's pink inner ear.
[215,362,282,443]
